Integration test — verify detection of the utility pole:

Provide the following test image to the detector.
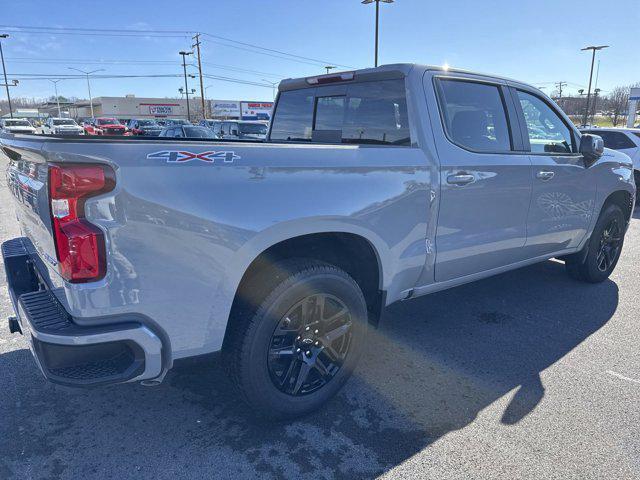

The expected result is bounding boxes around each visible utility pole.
[262,79,279,100]
[581,45,608,127]
[324,66,336,75]
[192,34,207,119]
[179,50,193,121]
[555,81,567,99]
[0,34,13,118]
[68,68,104,118]
[362,0,394,67]
[49,79,63,117]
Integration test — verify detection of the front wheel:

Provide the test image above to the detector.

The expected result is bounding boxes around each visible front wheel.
[225,260,368,419]
[566,203,626,283]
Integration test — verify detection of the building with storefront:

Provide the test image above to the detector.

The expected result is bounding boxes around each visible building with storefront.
[71,95,194,121]
[69,96,273,122]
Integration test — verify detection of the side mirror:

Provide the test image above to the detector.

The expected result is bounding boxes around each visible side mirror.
[579,133,604,165]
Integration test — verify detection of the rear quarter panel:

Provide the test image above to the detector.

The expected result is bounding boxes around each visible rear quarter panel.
[13,138,434,359]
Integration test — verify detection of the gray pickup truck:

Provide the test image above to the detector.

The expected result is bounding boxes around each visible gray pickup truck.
[1,64,635,419]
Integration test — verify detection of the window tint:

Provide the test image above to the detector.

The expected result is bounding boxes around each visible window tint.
[315,96,345,131]
[436,79,512,152]
[517,91,573,154]
[270,89,314,142]
[342,80,410,145]
[270,79,410,145]
[585,131,636,150]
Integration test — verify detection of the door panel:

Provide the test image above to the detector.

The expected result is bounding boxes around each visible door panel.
[514,89,596,255]
[427,75,533,282]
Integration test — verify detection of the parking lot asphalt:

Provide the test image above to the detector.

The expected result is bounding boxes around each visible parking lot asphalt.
[0,153,639,480]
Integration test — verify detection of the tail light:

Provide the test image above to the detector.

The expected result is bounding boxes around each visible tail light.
[48,164,115,283]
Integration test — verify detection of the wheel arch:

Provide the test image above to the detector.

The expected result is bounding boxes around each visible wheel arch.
[222,229,387,353]
[601,189,633,224]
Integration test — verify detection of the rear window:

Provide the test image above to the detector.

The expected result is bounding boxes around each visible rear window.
[270,79,410,145]
[5,120,31,127]
[270,89,314,142]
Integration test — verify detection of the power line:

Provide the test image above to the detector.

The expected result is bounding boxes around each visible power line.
[8,72,273,88]
[6,56,285,78]
[0,25,351,68]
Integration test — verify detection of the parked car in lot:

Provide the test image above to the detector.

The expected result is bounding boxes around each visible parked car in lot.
[83,117,127,135]
[158,125,215,138]
[162,118,191,127]
[198,119,221,130]
[1,64,635,419]
[0,118,37,134]
[41,117,84,135]
[212,120,268,140]
[581,127,640,190]
[127,118,163,136]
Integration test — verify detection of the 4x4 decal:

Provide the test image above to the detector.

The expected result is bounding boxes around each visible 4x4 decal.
[147,150,240,163]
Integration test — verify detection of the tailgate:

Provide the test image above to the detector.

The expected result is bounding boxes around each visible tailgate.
[2,136,60,276]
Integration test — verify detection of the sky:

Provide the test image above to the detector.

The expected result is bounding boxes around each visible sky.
[1,0,639,103]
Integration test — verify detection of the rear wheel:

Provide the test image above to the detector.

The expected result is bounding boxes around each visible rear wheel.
[225,260,368,419]
[566,203,625,283]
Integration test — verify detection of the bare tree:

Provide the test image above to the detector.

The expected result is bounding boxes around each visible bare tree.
[607,86,629,127]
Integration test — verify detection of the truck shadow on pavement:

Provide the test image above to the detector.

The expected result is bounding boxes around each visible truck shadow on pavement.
[0,260,618,480]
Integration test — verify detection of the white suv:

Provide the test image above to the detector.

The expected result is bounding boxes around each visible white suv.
[581,128,640,192]
[42,118,85,135]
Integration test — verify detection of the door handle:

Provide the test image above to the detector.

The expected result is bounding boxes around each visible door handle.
[447,173,475,186]
[536,171,555,181]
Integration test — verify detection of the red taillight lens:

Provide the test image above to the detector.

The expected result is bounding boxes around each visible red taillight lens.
[48,164,115,283]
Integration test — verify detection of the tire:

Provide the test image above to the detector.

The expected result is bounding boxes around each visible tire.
[224,259,368,420]
[566,203,626,283]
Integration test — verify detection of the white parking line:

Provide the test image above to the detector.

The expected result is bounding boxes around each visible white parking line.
[606,370,640,385]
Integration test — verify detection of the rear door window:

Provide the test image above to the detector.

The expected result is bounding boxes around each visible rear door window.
[435,79,512,152]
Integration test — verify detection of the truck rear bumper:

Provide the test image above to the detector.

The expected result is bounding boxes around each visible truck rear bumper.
[2,237,164,387]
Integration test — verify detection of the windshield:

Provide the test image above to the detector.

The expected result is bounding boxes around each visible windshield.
[5,120,31,127]
[184,126,215,138]
[239,123,267,135]
[138,120,159,127]
[53,119,77,126]
[97,118,119,125]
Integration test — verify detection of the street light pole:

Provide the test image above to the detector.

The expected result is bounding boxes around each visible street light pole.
[49,79,62,117]
[68,67,105,118]
[580,45,608,127]
[0,34,14,118]
[361,0,394,67]
[179,51,193,121]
